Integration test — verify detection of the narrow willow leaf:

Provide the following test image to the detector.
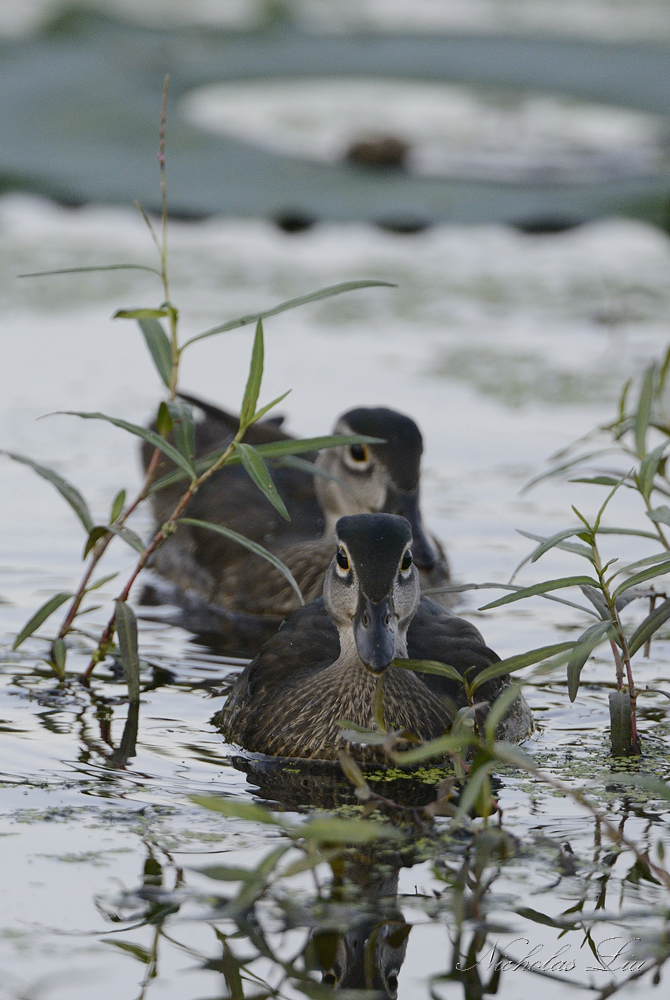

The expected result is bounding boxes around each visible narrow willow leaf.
[147,433,384,494]
[182,280,396,348]
[234,443,289,521]
[521,449,616,493]
[54,412,196,480]
[628,598,670,657]
[85,572,119,593]
[103,940,153,963]
[635,362,656,458]
[239,319,264,428]
[470,642,576,692]
[614,549,670,576]
[569,476,623,487]
[83,524,145,559]
[190,795,287,827]
[484,683,523,742]
[338,751,371,799]
[179,518,302,603]
[479,576,599,610]
[18,263,161,278]
[391,732,471,765]
[527,527,589,564]
[167,400,195,460]
[338,726,388,745]
[250,389,291,425]
[155,401,173,437]
[2,452,93,533]
[517,529,593,562]
[612,558,670,599]
[137,318,172,388]
[12,592,73,649]
[392,657,464,685]
[647,506,670,527]
[114,308,168,319]
[453,763,496,826]
[49,637,66,679]
[580,585,611,620]
[492,742,538,769]
[638,442,667,501]
[567,620,613,701]
[596,526,660,540]
[297,816,399,844]
[110,488,126,523]
[83,525,109,558]
[280,849,342,878]
[115,600,140,703]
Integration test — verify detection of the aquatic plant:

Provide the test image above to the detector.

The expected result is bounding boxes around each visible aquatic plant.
[1,77,392,698]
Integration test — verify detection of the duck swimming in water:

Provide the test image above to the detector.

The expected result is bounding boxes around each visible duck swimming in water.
[221,513,533,761]
[141,397,451,654]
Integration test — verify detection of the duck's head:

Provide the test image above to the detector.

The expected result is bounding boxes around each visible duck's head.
[323,513,420,675]
[315,407,439,571]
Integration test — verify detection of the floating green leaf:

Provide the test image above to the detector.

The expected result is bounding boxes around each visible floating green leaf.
[180,518,303,604]
[234,443,290,521]
[115,600,140,703]
[182,280,396,348]
[12,592,73,650]
[2,452,93,533]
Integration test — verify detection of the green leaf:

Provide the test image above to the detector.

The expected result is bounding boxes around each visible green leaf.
[613,549,670,576]
[137,318,172,388]
[110,489,126,523]
[85,572,119,593]
[569,476,623,487]
[647,506,670,527]
[391,732,471,766]
[296,816,399,844]
[190,795,287,827]
[250,389,291,425]
[392,657,465,685]
[234,443,290,521]
[179,518,303,604]
[83,524,145,559]
[280,849,343,878]
[638,442,667,501]
[195,865,255,882]
[114,308,169,319]
[182,280,397,348]
[453,762,496,826]
[470,642,576,692]
[567,620,613,702]
[521,449,616,493]
[517,529,593,562]
[240,319,264,428]
[155,401,173,437]
[167,400,195,460]
[115,600,140,703]
[2,452,93,533]
[628,597,670,657]
[54,412,196,481]
[479,577,600,610]
[49,637,66,679]
[12,592,73,649]
[491,742,537,769]
[18,263,161,278]
[635,362,656,458]
[104,940,154,963]
[612,558,670,599]
[338,751,371,799]
[596,526,660,540]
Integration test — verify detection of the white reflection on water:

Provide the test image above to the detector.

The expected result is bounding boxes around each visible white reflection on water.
[1,194,670,998]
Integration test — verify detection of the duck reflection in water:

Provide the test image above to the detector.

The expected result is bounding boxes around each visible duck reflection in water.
[140,396,451,656]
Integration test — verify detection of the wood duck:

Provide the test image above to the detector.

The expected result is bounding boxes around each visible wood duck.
[141,396,452,655]
[220,513,533,761]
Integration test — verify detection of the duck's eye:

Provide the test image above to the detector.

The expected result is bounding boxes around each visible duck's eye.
[349,444,369,463]
[323,972,337,986]
[401,550,413,572]
[336,546,350,571]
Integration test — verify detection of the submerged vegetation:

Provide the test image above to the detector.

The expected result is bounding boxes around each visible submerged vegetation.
[2,80,670,999]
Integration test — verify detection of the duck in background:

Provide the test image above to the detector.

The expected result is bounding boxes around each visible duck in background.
[140,396,452,655]
[221,513,533,761]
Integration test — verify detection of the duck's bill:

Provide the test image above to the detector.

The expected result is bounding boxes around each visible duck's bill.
[389,488,437,570]
[353,595,397,675]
